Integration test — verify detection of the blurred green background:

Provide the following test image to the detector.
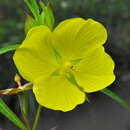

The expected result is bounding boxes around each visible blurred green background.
[0,0,130,130]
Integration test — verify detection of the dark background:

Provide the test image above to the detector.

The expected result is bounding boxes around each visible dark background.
[0,0,130,130]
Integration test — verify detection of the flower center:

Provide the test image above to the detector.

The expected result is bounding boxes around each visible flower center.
[64,62,73,71]
[58,61,74,76]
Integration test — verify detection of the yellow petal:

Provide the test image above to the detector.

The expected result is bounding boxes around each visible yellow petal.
[53,18,107,60]
[53,18,86,60]
[13,26,57,82]
[75,19,107,55]
[74,46,115,93]
[33,75,85,112]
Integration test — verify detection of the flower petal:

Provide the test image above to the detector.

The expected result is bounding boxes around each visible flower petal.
[53,18,86,60]
[74,46,115,93]
[53,18,107,60]
[33,75,86,112]
[13,26,56,82]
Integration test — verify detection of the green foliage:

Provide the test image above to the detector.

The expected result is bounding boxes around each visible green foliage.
[24,13,37,34]
[24,0,55,33]
[0,98,26,129]
[40,1,55,30]
[101,88,130,110]
[0,44,20,54]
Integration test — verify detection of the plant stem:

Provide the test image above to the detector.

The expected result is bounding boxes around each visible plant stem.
[18,92,31,130]
[32,105,42,130]
[0,83,33,96]
[22,113,31,130]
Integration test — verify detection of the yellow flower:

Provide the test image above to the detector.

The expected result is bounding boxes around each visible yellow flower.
[13,18,115,112]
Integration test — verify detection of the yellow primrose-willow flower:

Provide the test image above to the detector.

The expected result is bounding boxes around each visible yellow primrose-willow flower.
[13,18,115,112]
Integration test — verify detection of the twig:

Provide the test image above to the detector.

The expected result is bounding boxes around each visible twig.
[0,83,33,96]
[32,105,42,130]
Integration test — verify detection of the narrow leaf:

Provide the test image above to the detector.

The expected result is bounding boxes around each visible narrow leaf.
[24,13,37,34]
[0,44,20,55]
[0,98,26,129]
[101,88,130,110]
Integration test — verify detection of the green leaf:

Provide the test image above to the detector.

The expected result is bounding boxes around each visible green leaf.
[24,0,38,21]
[24,13,38,34]
[39,0,55,29]
[31,0,40,16]
[44,6,55,29]
[101,88,130,110]
[0,98,26,129]
[0,44,20,55]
